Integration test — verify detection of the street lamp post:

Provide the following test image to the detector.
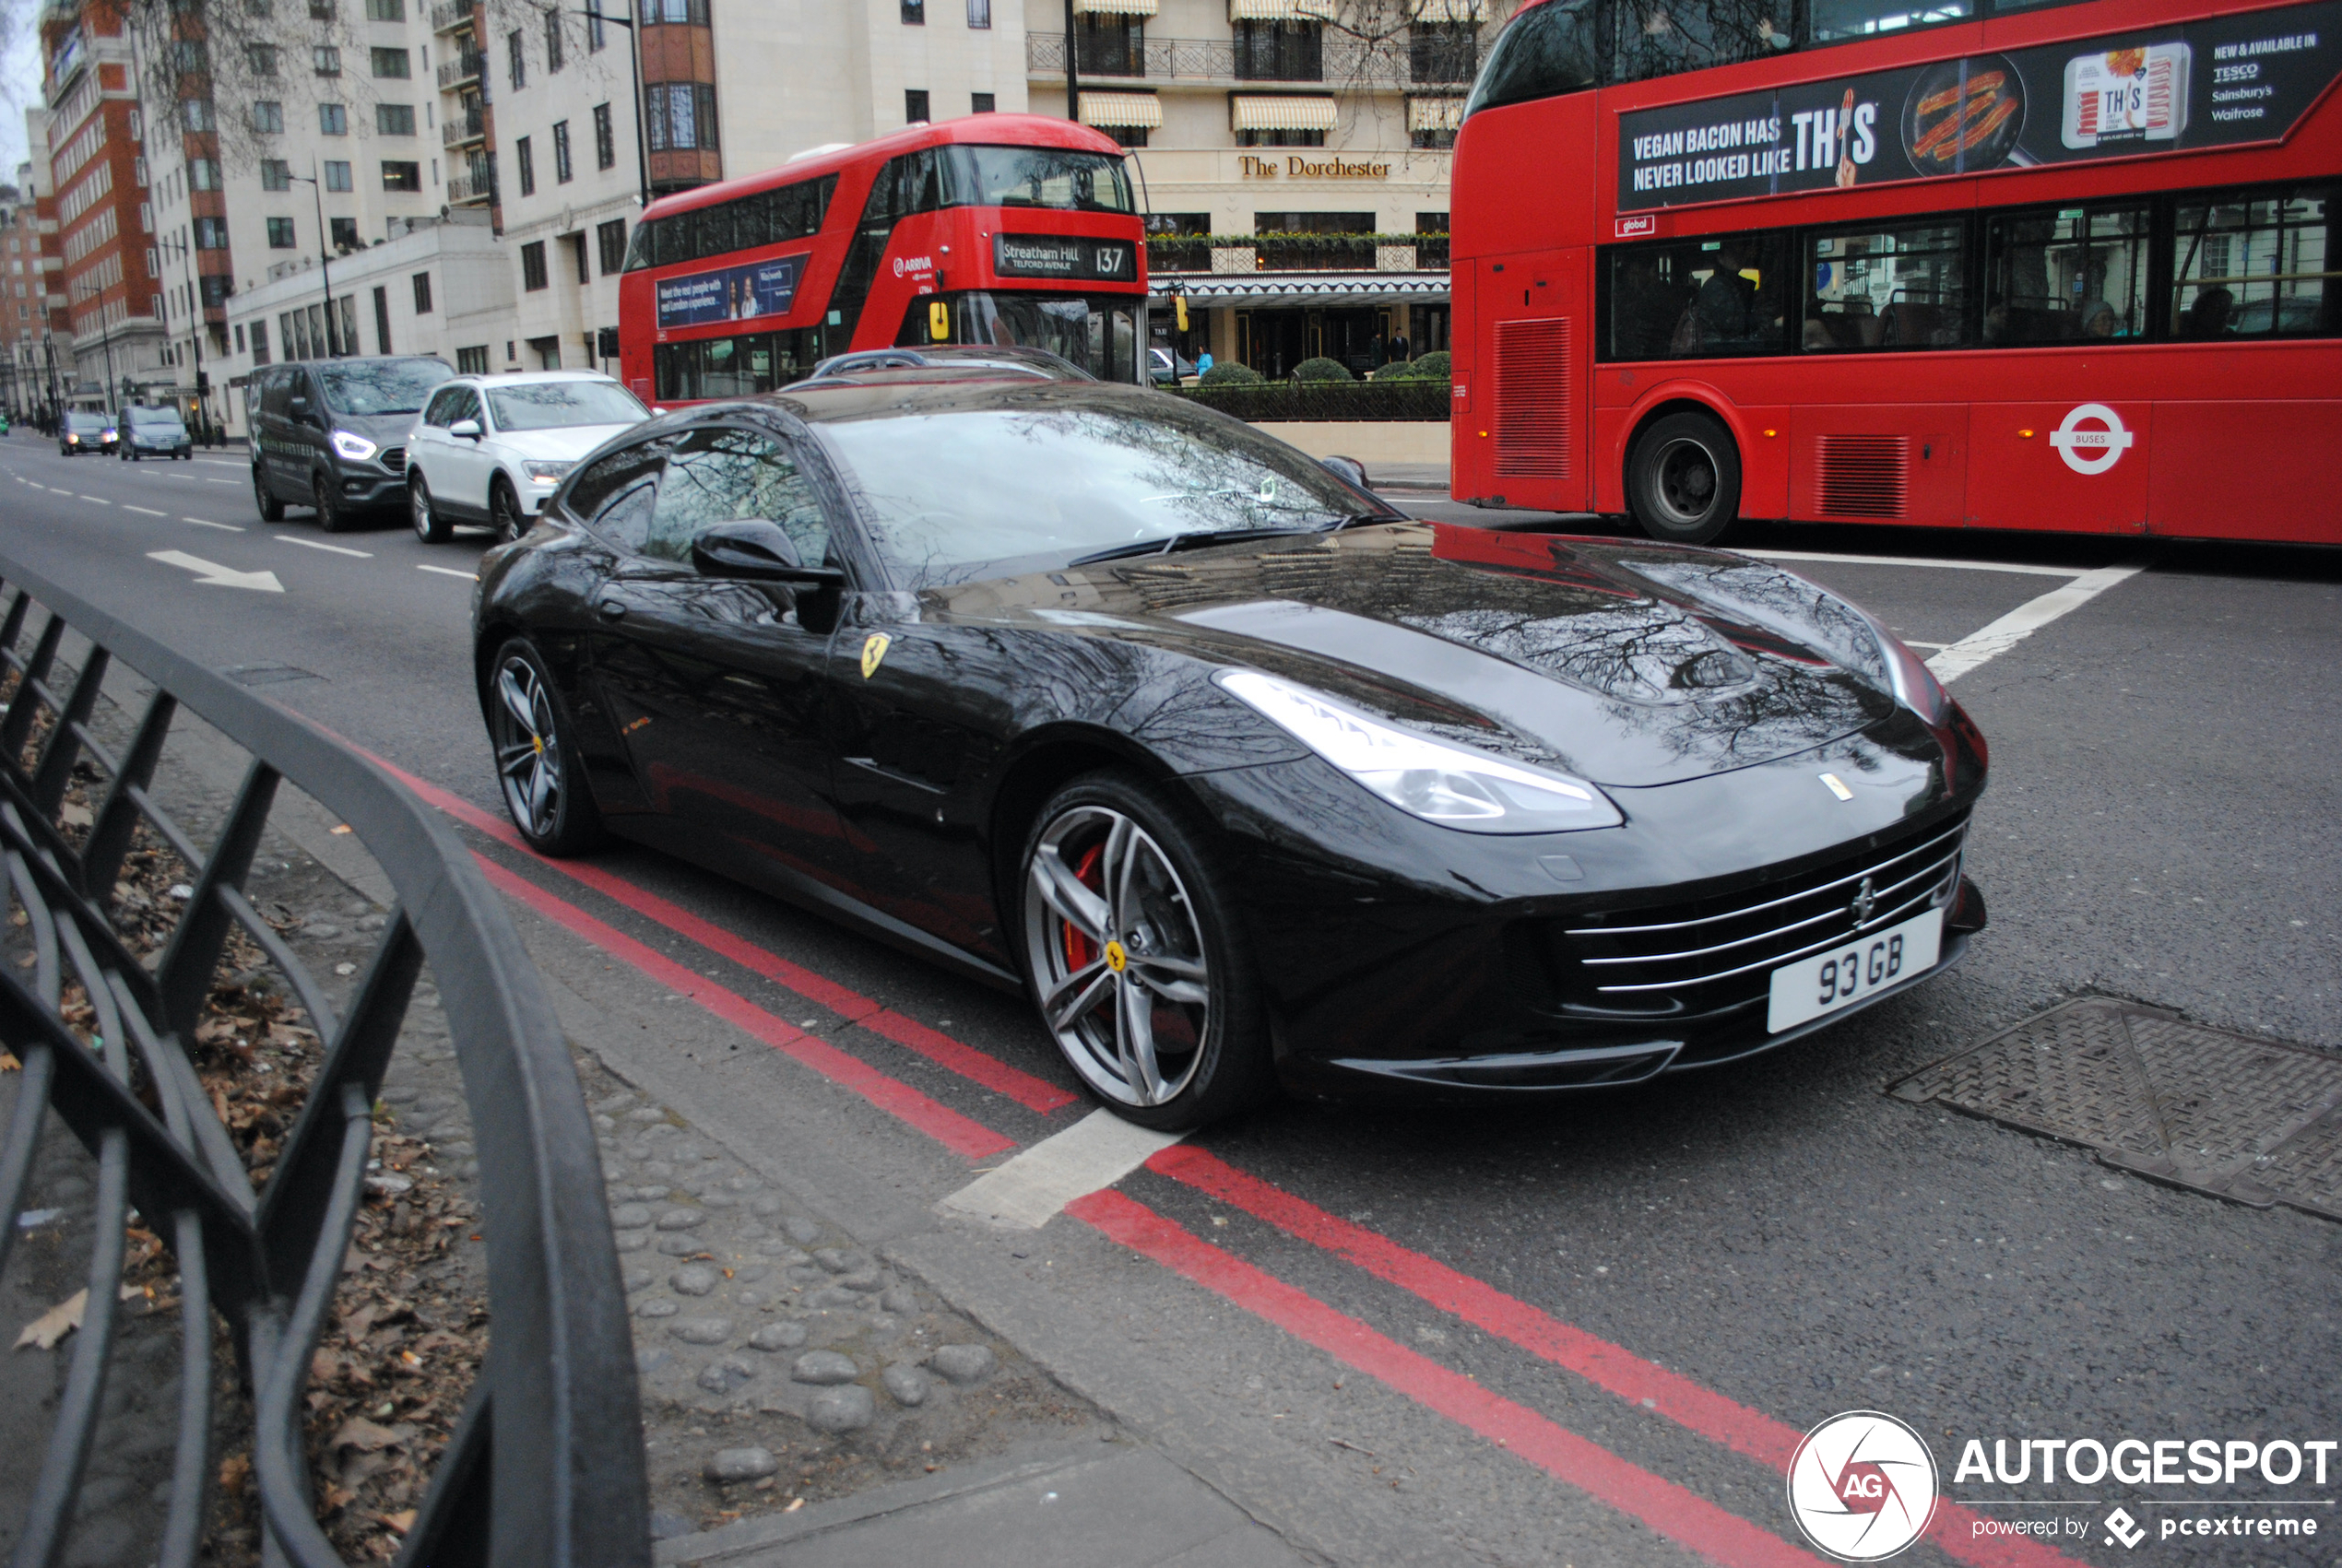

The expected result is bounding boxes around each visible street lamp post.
[160,230,214,443]
[576,5,651,211]
[287,163,339,356]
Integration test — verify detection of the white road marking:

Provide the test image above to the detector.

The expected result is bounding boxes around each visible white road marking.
[79,495,108,504]
[183,517,243,532]
[203,477,238,485]
[416,564,478,579]
[275,535,372,558]
[937,1109,1186,1230]
[1928,563,2148,684]
[146,550,284,593]
[124,505,166,516]
[1740,548,2083,578]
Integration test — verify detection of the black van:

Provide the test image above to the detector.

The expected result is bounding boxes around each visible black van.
[248,357,452,531]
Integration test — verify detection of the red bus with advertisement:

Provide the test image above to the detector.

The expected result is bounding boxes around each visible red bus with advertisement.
[618,116,1150,402]
[1448,0,2341,544]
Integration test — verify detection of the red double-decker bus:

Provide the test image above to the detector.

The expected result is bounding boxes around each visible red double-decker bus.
[619,116,1149,402]
[1449,0,2340,543]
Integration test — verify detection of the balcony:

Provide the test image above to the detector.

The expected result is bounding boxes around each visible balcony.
[1027,32,1469,88]
[431,0,474,33]
[436,51,484,89]
[446,170,494,206]
[442,107,486,147]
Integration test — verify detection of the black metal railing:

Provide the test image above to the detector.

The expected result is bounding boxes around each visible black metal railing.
[0,555,646,1568]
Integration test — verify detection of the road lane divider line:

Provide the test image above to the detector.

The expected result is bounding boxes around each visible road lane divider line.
[78,495,108,504]
[182,517,243,532]
[417,564,478,580]
[203,477,239,484]
[1146,1145,2087,1568]
[1741,548,2084,578]
[124,505,167,517]
[276,535,373,558]
[1927,562,2148,685]
[940,1110,1182,1228]
[1068,1189,1829,1568]
[472,855,1014,1161]
[357,749,1078,1114]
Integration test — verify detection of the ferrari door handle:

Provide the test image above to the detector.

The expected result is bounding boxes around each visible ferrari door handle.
[596,599,626,621]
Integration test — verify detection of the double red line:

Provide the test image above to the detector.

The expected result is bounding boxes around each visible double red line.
[383,757,2078,1568]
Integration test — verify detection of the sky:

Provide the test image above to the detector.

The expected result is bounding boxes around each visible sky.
[0,9,39,183]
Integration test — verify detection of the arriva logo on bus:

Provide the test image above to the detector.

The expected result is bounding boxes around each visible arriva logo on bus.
[2049,403,2136,476]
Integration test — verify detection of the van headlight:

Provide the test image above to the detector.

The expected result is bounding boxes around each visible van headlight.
[1217,669,1623,834]
[330,430,379,461]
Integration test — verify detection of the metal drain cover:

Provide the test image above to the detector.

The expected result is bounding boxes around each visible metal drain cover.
[221,663,323,687]
[1889,998,2342,1221]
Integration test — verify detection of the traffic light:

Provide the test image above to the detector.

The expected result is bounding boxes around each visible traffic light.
[1174,295,1189,334]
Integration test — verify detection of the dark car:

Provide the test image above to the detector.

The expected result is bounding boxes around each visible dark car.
[802,344,1096,384]
[470,382,1987,1128]
[248,357,452,531]
[121,405,193,460]
[59,409,115,456]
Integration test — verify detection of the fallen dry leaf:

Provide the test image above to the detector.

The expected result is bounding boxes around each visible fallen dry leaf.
[0,1051,18,1071]
[14,1288,86,1350]
[381,1511,417,1536]
[58,803,92,829]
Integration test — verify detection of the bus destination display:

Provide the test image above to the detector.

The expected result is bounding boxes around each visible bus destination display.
[1615,0,2339,210]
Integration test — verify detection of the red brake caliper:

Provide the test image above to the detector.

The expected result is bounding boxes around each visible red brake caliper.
[1061,843,1105,974]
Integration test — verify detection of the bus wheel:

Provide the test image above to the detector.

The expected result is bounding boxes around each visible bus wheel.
[1627,412,1740,547]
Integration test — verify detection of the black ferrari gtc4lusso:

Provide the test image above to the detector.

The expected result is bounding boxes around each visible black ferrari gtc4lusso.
[472,376,1987,1128]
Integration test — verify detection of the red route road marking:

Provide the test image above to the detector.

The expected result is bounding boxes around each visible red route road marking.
[1070,1188,1829,1568]
[474,855,1013,1161]
[369,753,1075,1115]
[1147,1145,2086,1568]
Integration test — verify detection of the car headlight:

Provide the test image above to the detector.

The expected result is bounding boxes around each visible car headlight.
[65,433,77,443]
[1859,613,1951,726]
[1216,669,1622,834]
[330,430,379,461]
[523,460,574,483]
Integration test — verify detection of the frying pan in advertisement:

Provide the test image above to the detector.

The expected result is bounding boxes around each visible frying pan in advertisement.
[1901,55,2027,173]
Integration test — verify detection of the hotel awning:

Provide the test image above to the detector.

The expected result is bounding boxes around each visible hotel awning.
[1074,0,1157,15]
[1227,0,1337,20]
[1409,0,1489,22]
[1151,272,1452,311]
[1079,91,1163,128]
[1229,95,1338,132]
[1406,96,1466,132]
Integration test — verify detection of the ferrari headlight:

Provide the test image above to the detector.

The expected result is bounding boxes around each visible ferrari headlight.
[330,430,379,461]
[1862,614,1951,726]
[1217,669,1622,834]
[523,459,574,483]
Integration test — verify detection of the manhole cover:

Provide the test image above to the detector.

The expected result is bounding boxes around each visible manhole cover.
[222,663,323,687]
[1889,998,2342,1222]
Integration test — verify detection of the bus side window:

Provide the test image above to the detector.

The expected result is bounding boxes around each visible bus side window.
[1982,205,2149,346]
[1463,0,1596,115]
[1609,0,1789,87]
[1602,233,1788,360]
[1807,0,1970,46]
[2170,185,2333,339]
[1805,220,1970,350]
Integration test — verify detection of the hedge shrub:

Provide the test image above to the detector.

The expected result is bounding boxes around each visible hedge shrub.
[1170,380,1449,423]
[1292,357,1355,383]
[1198,361,1265,387]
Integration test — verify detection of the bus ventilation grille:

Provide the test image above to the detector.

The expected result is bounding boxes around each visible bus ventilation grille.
[1494,317,1573,480]
[1811,434,1909,518]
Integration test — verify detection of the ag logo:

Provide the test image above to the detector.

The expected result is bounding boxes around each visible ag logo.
[1787,1411,1940,1561]
[860,633,892,679]
[2048,403,2135,476]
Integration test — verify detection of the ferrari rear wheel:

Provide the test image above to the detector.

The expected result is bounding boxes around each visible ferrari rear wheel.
[487,638,605,855]
[1020,772,1273,1129]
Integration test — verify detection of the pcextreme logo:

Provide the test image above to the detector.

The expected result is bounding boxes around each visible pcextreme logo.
[1788,1411,1942,1561]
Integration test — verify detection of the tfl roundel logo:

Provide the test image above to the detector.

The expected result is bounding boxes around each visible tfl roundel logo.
[1787,1411,1941,1561]
[2048,403,2135,476]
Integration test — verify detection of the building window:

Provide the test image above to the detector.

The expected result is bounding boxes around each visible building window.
[252,100,285,133]
[372,46,410,77]
[320,102,348,135]
[594,102,615,168]
[597,218,627,276]
[325,159,353,192]
[201,275,233,307]
[313,45,341,75]
[1075,16,1142,76]
[183,100,216,133]
[248,43,279,76]
[645,83,717,150]
[383,160,422,192]
[172,40,208,71]
[522,241,549,290]
[545,9,564,71]
[377,103,415,135]
[507,29,525,89]
[266,217,296,248]
[261,159,291,191]
[1409,21,1478,83]
[1238,126,1326,147]
[195,217,229,249]
[516,136,535,195]
[902,0,923,22]
[640,0,710,20]
[456,345,490,373]
[972,91,995,113]
[191,158,223,190]
[588,6,605,49]
[250,320,269,365]
[553,121,573,183]
[330,217,361,251]
[905,88,929,124]
[966,0,989,25]
[308,0,331,16]
[365,0,405,18]
[413,271,432,312]
[1235,19,1322,81]
[1105,124,1148,147]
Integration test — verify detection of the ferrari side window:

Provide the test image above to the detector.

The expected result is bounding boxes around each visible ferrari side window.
[644,426,831,567]
[594,481,656,555]
[566,433,679,539]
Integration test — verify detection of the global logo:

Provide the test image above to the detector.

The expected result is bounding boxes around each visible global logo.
[1787,1411,1941,1561]
[2048,402,2135,476]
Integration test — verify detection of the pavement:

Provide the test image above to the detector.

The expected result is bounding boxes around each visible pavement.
[0,431,2334,1567]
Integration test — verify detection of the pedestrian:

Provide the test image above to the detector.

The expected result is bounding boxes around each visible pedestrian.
[1196,349,1213,377]
[1389,328,1410,363]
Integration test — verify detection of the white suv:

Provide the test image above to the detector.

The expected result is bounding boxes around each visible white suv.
[406,371,649,543]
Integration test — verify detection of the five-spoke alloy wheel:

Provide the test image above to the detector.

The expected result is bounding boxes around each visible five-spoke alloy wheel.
[487,640,603,855]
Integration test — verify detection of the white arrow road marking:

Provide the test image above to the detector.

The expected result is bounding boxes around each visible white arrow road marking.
[183,517,243,532]
[1927,563,2147,684]
[938,1109,1187,1230]
[275,535,372,558]
[416,564,478,580]
[124,505,166,516]
[146,550,284,593]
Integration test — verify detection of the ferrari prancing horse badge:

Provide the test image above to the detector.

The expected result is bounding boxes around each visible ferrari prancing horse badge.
[860,633,892,679]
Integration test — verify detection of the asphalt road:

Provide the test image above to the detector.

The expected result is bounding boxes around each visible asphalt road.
[2,431,2335,1568]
